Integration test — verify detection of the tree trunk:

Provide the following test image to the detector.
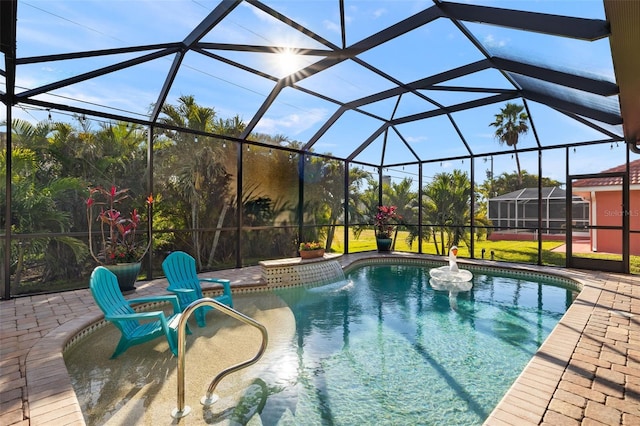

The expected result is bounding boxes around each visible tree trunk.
[13,243,25,290]
[514,145,522,185]
[191,200,201,269]
[208,203,228,267]
[326,219,336,251]
[391,227,399,250]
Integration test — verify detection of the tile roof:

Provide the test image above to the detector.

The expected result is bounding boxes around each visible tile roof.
[572,158,640,187]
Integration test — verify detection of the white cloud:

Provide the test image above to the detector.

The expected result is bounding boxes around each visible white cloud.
[244,2,274,23]
[323,19,341,34]
[406,135,429,143]
[255,108,328,137]
[483,34,507,48]
[372,8,387,19]
[477,132,494,139]
[17,26,81,55]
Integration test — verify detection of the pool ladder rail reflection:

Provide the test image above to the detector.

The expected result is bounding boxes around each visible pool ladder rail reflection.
[171,297,269,419]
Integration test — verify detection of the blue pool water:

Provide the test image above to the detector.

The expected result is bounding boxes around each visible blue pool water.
[66,263,577,425]
[245,264,576,425]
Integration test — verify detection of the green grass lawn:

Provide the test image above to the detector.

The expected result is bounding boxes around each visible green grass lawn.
[18,227,640,295]
[329,227,640,274]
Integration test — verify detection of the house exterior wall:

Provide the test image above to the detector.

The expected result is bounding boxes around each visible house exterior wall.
[574,188,640,255]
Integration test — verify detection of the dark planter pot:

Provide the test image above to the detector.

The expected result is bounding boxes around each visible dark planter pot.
[300,249,325,259]
[376,238,393,252]
[105,262,141,292]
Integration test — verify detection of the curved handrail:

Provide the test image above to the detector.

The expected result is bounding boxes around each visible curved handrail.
[172,297,269,418]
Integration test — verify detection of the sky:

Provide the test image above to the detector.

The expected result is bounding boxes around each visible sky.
[2,0,634,186]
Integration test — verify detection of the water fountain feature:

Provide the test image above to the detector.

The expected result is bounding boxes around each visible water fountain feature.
[259,254,345,287]
[295,259,345,287]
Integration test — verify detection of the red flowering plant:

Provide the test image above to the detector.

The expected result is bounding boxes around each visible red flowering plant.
[374,205,402,239]
[86,186,154,265]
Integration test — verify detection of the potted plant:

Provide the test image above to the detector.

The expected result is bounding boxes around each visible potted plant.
[298,241,325,259]
[86,185,154,291]
[374,205,401,252]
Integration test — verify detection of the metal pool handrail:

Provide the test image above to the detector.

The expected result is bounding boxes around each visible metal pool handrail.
[171,297,269,419]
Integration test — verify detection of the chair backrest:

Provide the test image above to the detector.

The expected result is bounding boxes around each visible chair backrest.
[162,251,204,298]
[90,266,138,335]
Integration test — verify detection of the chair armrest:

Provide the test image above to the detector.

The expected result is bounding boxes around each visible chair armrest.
[201,278,232,292]
[167,288,196,295]
[106,311,165,321]
[201,278,230,284]
[166,288,197,311]
[127,295,181,313]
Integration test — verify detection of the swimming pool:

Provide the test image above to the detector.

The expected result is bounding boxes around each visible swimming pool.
[65,263,577,425]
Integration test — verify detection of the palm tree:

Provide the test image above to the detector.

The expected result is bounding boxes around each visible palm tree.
[350,175,417,250]
[386,178,415,250]
[300,156,370,252]
[349,175,380,240]
[156,95,230,268]
[447,170,471,246]
[425,173,454,254]
[490,103,529,185]
[423,171,471,254]
[1,133,87,289]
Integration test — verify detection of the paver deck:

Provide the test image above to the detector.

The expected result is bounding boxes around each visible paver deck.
[1,253,639,425]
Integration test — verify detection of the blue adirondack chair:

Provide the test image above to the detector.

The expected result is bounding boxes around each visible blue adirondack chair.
[89,266,186,358]
[162,251,233,327]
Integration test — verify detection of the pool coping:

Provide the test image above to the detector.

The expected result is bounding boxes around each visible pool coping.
[11,253,639,425]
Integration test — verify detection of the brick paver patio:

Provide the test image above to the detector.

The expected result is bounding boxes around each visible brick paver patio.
[1,253,638,425]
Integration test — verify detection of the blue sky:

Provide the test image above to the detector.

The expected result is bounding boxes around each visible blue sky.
[3,0,633,185]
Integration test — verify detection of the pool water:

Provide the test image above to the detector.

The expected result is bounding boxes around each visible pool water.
[65,264,577,425]
[248,264,576,425]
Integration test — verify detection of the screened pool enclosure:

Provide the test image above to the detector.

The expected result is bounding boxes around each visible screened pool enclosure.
[488,187,590,236]
[2,0,640,298]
